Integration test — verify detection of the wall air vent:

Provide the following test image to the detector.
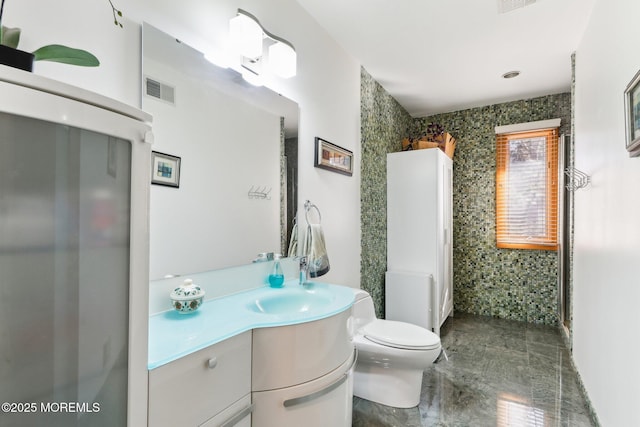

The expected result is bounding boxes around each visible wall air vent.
[498,0,536,14]
[145,77,175,105]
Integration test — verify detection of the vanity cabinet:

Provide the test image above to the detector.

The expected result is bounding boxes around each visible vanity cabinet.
[147,281,356,426]
[148,331,252,427]
[252,310,355,427]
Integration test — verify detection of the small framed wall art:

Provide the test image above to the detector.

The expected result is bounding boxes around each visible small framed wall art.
[314,137,353,176]
[151,151,181,187]
[624,68,640,157]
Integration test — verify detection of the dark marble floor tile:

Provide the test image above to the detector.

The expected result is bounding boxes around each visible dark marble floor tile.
[352,313,598,427]
[483,348,532,396]
[528,347,575,381]
[544,410,595,427]
[531,373,592,418]
[486,333,529,353]
[353,396,421,427]
[526,324,566,347]
[527,341,571,362]
[420,373,499,426]
[440,331,489,370]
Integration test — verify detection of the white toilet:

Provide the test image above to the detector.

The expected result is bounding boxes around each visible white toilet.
[351,289,441,408]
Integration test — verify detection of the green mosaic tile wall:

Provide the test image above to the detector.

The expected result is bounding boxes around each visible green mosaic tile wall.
[360,65,571,325]
[417,93,571,325]
[360,68,414,318]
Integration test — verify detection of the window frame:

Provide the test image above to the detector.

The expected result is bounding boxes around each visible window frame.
[495,127,559,251]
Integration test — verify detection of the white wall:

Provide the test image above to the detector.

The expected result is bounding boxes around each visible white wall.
[574,0,640,424]
[7,0,362,288]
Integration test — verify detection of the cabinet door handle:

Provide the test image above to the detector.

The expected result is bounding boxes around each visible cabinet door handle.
[219,404,253,427]
[207,357,217,369]
[283,349,357,408]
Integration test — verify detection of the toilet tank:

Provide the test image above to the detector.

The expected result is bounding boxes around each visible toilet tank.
[352,289,376,330]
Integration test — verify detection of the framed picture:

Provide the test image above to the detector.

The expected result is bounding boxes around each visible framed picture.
[151,151,181,187]
[624,69,640,157]
[314,137,353,176]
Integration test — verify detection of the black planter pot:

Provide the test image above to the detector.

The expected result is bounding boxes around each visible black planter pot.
[0,44,34,72]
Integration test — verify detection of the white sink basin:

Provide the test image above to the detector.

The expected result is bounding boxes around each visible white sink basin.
[248,284,336,315]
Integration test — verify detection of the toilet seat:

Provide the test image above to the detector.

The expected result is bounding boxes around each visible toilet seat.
[362,319,440,350]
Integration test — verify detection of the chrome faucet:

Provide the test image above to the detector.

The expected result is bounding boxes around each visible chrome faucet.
[253,252,274,263]
[298,256,309,285]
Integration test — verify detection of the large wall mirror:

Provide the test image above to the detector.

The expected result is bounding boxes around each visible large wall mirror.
[142,23,299,280]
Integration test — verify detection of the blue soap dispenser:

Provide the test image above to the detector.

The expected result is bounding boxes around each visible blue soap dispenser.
[268,254,285,288]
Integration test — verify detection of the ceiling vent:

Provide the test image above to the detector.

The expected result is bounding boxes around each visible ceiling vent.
[145,77,175,105]
[498,0,536,14]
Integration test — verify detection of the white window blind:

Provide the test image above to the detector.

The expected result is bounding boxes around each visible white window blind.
[496,128,559,250]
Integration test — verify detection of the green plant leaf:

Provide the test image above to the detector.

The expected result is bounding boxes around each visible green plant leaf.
[32,44,99,67]
[1,26,21,49]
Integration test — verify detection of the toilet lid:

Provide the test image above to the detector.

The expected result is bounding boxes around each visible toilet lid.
[363,320,441,350]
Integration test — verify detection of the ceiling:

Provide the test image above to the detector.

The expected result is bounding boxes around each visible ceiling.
[295,0,596,117]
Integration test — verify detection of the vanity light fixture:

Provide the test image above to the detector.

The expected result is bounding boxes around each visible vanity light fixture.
[268,41,297,79]
[241,67,264,87]
[229,12,263,59]
[228,9,297,81]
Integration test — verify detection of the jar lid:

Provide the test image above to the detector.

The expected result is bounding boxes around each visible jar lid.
[170,278,205,300]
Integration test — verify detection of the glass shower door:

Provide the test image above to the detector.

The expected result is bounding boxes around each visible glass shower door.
[0,111,132,427]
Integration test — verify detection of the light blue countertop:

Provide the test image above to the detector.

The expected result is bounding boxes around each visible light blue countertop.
[148,281,355,370]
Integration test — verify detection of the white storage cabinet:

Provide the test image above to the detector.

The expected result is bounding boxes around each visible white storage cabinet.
[386,148,453,334]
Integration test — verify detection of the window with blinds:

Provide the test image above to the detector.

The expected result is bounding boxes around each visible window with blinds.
[496,128,559,250]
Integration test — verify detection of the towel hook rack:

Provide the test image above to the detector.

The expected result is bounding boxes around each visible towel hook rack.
[564,167,590,192]
[304,200,322,224]
[248,185,272,200]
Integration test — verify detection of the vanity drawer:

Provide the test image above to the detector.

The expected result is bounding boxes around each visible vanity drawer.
[148,331,251,427]
[252,309,352,391]
[252,350,355,427]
